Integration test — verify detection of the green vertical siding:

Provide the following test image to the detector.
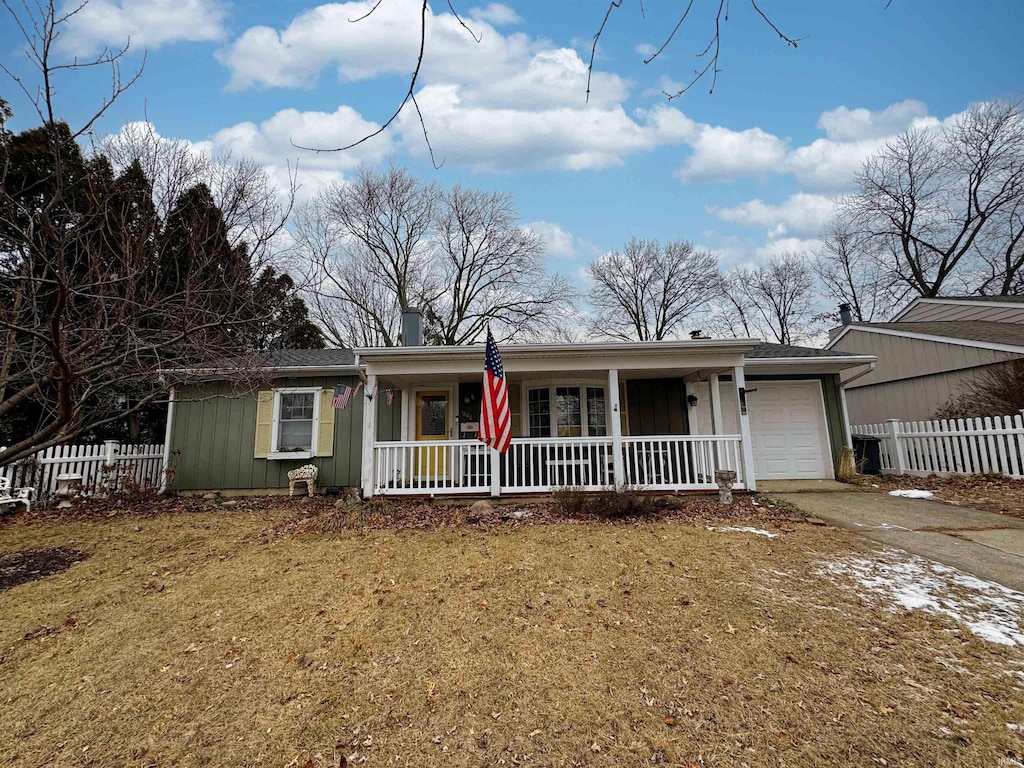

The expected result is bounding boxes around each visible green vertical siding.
[625,378,689,435]
[376,392,403,441]
[170,375,364,491]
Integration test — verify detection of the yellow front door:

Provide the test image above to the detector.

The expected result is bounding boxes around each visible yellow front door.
[415,391,449,477]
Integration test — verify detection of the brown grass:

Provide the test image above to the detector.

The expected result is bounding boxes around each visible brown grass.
[1,508,1022,767]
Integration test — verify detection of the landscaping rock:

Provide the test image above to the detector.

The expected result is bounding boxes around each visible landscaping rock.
[468,500,494,521]
[511,509,532,520]
[342,487,361,505]
[201,492,219,501]
[220,500,239,507]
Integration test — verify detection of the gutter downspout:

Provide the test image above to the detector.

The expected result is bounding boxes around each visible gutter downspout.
[838,362,876,448]
[160,386,176,494]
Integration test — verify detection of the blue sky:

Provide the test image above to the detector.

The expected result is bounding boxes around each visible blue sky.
[2,0,1023,281]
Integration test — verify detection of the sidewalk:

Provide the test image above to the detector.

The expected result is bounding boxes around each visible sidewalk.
[772,491,1024,592]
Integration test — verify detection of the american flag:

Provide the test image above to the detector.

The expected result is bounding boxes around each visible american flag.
[332,384,353,409]
[478,329,511,454]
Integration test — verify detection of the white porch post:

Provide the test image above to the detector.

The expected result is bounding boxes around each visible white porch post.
[490,449,501,498]
[709,373,724,435]
[733,366,757,491]
[684,380,700,435]
[608,369,625,487]
[360,373,378,498]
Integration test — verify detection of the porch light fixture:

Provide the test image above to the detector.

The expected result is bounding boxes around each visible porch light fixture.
[686,394,698,407]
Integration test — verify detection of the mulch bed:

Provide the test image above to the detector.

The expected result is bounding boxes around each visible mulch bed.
[272,492,806,537]
[3,490,809,537]
[0,547,87,591]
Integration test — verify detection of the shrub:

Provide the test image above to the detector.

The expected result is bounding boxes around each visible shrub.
[552,484,657,519]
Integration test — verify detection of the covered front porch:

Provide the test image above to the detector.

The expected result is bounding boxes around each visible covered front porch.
[356,339,762,496]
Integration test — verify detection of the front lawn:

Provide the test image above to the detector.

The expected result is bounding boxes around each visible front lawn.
[1,503,1022,767]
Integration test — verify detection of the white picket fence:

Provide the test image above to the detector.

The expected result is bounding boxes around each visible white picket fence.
[0,441,165,502]
[852,415,1024,479]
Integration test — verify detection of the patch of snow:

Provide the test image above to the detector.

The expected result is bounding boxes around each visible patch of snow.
[706,526,777,538]
[817,549,1024,647]
[1008,723,1023,731]
[888,489,934,499]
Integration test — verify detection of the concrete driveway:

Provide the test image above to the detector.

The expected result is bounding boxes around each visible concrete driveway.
[773,491,1024,592]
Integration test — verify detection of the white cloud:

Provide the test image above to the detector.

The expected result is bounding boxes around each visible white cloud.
[635,42,657,57]
[524,221,586,260]
[59,0,227,55]
[817,99,929,142]
[754,237,822,259]
[109,105,391,206]
[708,193,838,238]
[674,100,956,192]
[468,3,522,26]
[218,0,539,92]
[209,106,392,200]
[397,90,695,171]
[677,125,789,183]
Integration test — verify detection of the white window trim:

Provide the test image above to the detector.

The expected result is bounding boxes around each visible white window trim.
[521,379,609,438]
[268,386,321,460]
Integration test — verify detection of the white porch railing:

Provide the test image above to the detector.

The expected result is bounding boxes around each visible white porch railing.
[372,435,744,495]
[373,439,492,495]
[502,437,616,493]
[622,435,744,490]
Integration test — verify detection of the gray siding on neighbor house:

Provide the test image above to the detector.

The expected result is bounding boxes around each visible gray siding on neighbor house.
[170,376,364,491]
[900,302,1024,324]
[845,368,993,424]
[832,328,1015,387]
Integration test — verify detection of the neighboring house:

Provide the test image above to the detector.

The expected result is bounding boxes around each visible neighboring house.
[167,312,874,496]
[826,296,1024,424]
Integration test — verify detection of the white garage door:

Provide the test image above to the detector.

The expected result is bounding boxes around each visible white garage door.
[693,380,833,480]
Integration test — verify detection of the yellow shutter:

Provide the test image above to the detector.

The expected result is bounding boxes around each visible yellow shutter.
[508,382,522,437]
[254,390,274,458]
[316,388,335,457]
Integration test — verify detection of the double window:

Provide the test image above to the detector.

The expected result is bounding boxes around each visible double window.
[527,385,607,438]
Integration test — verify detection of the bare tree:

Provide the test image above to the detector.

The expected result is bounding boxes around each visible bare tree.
[846,98,1024,297]
[722,253,815,345]
[428,185,573,344]
[0,0,297,465]
[813,218,907,322]
[297,166,575,346]
[295,163,436,347]
[934,359,1024,419]
[587,238,720,341]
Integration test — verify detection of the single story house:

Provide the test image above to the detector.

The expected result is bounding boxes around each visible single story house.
[166,313,875,497]
[826,296,1024,424]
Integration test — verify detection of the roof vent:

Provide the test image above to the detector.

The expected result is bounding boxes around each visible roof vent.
[689,329,711,340]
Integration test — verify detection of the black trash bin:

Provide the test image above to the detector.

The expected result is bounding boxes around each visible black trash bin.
[852,433,882,475]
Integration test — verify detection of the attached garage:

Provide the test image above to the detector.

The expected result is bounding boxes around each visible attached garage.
[694,379,836,480]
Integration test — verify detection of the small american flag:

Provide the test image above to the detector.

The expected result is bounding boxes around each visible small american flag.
[332,384,353,409]
[478,329,511,454]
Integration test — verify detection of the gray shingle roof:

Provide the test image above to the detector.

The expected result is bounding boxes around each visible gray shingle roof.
[259,348,356,368]
[933,295,1024,304]
[849,321,1024,348]
[745,342,862,359]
